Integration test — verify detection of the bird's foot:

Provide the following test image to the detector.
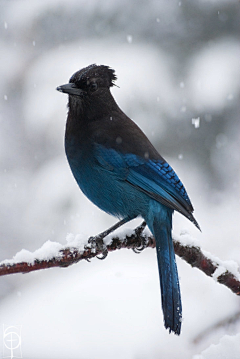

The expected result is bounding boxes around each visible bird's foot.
[85,218,131,260]
[87,236,108,260]
[132,221,148,254]
[132,237,148,253]
[134,221,147,236]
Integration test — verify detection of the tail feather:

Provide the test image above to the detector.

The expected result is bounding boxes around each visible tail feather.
[150,213,182,335]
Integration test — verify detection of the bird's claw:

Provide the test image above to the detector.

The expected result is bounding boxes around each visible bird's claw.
[132,237,148,254]
[96,249,108,260]
[132,221,147,254]
[87,236,108,260]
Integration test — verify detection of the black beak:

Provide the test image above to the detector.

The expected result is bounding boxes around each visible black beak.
[56,83,84,97]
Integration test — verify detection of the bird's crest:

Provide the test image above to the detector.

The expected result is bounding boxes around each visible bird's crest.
[69,64,117,88]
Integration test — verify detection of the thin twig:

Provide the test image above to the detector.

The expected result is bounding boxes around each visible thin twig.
[0,228,239,297]
[193,311,240,344]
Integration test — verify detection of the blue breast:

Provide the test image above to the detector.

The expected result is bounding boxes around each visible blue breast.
[65,140,150,219]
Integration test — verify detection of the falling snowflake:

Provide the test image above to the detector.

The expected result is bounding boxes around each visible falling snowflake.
[127,35,133,44]
[192,117,200,128]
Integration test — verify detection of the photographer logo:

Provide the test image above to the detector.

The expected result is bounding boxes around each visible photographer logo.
[3,325,22,359]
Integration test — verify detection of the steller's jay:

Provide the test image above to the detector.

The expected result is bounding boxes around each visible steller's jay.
[57,64,200,335]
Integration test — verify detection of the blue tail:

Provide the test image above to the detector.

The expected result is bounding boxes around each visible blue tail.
[147,206,182,335]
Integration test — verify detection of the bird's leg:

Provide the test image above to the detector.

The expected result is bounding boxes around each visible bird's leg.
[87,217,131,260]
[134,220,147,237]
[96,217,131,239]
[132,221,148,253]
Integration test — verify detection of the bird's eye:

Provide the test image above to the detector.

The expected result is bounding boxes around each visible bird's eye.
[89,82,98,92]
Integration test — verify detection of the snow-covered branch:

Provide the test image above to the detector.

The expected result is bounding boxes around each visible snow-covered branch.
[0,226,240,296]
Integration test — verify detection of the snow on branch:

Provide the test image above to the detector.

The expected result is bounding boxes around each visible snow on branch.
[0,224,240,296]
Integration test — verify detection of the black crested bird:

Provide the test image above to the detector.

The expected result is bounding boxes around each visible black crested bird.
[57,64,200,335]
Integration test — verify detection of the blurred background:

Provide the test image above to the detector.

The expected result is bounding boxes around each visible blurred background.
[0,0,239,358]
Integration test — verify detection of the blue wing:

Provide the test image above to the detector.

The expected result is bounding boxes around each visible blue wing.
[95,144,200,229]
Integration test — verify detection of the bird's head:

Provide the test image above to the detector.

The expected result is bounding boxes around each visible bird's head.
[56,64,117,99]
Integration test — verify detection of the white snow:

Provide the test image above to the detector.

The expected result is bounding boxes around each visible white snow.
[175,231,201,247]
[192,117,200,128]
[202,250,240,281]
[1,241,62,265]
[0,1,239,358]
[1,235,88,266]
[175,232,240,281]
[211,265,226,281]
[2,228,240,289]
[193,333,240,359]
[127,35,133,44]
[0,225,147,265]
[188,40,240,111]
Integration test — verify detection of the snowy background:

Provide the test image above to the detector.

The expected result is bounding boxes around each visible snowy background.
[0,0,240,358]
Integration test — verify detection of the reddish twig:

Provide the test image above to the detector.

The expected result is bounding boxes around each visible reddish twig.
[174,241,240,295]
[0,230,239,296]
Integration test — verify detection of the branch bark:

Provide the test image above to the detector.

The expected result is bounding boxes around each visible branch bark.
[0,228,240,296]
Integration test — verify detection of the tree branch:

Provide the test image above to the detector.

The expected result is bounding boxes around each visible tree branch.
[0,226,240,296]
[193,310,240,344]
